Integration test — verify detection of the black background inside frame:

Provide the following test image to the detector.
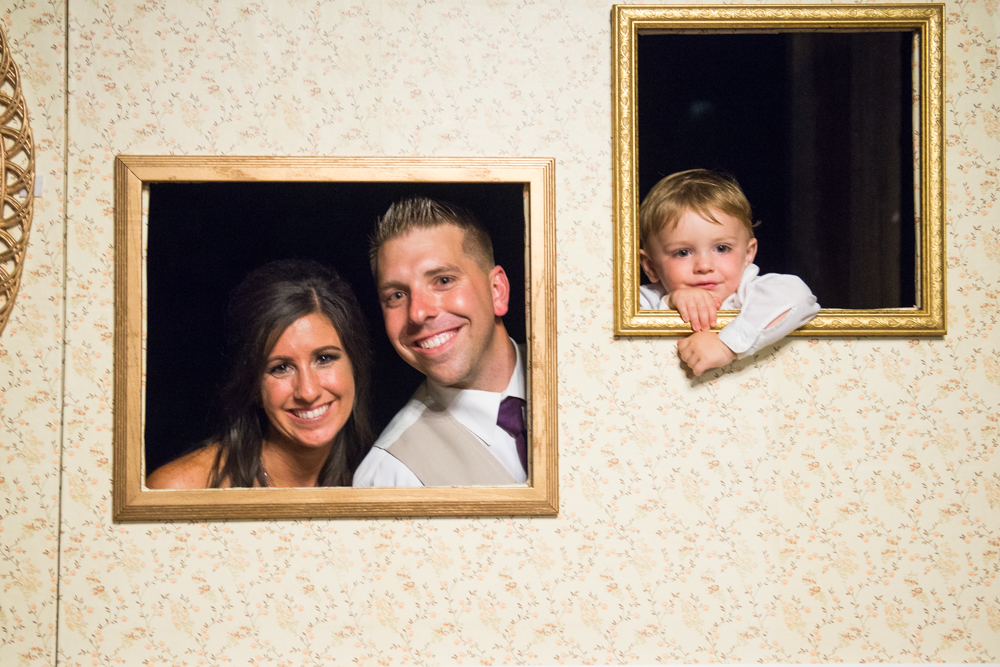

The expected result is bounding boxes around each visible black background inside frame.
[637,32,917,310]
[144,181,527,476]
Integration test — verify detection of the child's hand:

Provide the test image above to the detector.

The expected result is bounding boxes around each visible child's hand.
[668,288,722,331]
[678,331,736,376]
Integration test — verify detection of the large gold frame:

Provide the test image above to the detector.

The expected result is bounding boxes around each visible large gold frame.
[612,4,945,337]
[113,156,558,520]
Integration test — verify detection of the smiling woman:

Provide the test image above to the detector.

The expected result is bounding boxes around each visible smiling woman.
[145,259,374,489]
[260,314,356,466]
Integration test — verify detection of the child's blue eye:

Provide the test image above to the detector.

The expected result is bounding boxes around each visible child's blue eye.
[673,249,691,258]
[715,244,731,253]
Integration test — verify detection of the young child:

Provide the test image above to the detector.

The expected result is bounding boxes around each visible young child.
[639,169,819,376]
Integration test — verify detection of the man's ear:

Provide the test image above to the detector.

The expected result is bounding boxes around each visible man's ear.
[490,265,510,317]
[639,249,662,283]
[745,238,758,267]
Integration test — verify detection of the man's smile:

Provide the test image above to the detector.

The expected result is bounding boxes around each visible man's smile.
[413,328,459,351]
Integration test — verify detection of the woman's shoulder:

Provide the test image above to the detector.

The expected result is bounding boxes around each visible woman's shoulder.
[145,445,222,489]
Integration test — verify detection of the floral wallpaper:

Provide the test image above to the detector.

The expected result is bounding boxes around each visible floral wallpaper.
[1,2,65,666]
[3,0,1000,665]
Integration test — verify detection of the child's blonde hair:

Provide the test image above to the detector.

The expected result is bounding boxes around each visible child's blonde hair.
[639,169,755,249]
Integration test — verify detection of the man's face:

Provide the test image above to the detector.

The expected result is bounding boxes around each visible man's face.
[640,207,757,304]
[377,224,511,391]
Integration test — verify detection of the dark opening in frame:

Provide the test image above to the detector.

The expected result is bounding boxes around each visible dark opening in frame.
[637,31,917,310]
[144,181,527,475]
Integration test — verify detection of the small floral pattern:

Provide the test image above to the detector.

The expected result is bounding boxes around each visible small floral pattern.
[1,2,66,666]
[3,0,1000,665]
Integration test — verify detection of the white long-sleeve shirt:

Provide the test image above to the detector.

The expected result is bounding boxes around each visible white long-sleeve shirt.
[638,264,820,358]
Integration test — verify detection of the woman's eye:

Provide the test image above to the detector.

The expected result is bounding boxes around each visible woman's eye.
[267,363,290,377]
[316,353,341,365]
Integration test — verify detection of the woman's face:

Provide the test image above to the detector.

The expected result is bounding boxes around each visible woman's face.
[260,312,355,451]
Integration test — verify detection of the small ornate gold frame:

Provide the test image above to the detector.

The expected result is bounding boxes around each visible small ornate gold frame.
[0,25,35,337]
[113,156,558,520]
[612,4,945,337]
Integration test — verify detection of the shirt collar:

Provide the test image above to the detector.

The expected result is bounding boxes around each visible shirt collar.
[724,263,760,309]
[425,339,525,445]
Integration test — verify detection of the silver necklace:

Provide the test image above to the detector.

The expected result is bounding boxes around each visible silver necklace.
[260,459,272,487]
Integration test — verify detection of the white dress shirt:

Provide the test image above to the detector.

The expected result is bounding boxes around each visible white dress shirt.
[638,264,820,358]
[353,340,527,487]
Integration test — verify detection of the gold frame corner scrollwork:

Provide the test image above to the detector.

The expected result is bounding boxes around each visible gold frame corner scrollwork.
[612,4,946,337]
[0,25,35,337]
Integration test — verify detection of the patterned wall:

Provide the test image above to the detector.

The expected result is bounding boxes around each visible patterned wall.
[1,2,65,666]
[2,0,999,665]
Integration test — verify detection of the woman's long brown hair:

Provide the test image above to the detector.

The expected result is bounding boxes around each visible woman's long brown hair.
[208,259,373,488]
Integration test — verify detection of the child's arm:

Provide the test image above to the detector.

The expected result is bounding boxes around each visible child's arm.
[677,331,736,376]
[717,273,820,359]
[678,274,818,376]
[668,287,722,331]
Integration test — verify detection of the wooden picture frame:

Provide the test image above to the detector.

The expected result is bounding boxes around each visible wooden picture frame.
[612,4,946,337]
[113,156,558,520]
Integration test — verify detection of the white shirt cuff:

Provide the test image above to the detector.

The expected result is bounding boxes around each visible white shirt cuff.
[717,315,761,358]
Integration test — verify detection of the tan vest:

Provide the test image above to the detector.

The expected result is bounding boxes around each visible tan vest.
[384,402,518,486]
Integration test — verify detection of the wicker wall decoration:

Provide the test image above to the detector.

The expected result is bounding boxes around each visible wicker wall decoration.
[0,24,35,337]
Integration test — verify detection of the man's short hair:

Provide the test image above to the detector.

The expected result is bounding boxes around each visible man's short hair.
[639,169,756,249]
[369,197,495,277]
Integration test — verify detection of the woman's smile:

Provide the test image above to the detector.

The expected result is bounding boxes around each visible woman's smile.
[289,403,332,420]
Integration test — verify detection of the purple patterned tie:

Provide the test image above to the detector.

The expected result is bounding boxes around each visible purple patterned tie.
[497,396,528,473]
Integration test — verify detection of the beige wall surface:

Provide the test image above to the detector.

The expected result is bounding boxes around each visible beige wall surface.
[1,3,65,666]
[2,0,999,665]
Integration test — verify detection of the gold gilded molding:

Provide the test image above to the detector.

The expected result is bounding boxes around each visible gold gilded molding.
[0,25,35,337]
[612,4,946,337]
[113,156,558,520]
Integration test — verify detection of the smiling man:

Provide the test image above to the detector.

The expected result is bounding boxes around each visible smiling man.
[352,198,528,487]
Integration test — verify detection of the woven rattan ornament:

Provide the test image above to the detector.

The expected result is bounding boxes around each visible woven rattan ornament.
[0,24,35,337]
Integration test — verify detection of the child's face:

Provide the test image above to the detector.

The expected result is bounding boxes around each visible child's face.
[639,207,757,304]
